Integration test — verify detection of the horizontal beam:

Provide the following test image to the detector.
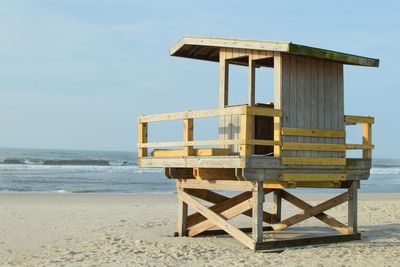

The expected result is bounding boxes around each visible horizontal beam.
[345,115,374,125]
[138,106,244,123]
[280,173,346,181]
[281,128,346,138]
[193,168,236,180]
[152,148,231,157]
[281,157,346,166]
[139,139,280,148]
[177,179,254,191]
[245,106,282,117]
[139,106,282,123]
[254,233,361,251]
[139,157,243,168]
[282,142,346,152]
[346,144,374,150]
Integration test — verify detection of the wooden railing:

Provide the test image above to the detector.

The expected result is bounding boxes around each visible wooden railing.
[138,109,374,162]
[138,105,282,158]
[345,115,374,159]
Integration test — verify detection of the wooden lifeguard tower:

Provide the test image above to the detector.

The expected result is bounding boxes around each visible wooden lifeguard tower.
[137,36,379,251]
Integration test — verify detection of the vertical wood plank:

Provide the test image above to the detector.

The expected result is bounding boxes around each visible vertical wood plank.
[317,59,325,149]
[337,63,345,158]
[248,56,256,106]
[296,56,305,157]
[310,59,319,157]
[177,185,188,237]
[274,116,281,157]
[280,54,291,158]
[233,114,240,154]
[240,111,254,156]
[219,49,229,108]
[183,118,194,156]
[324,61,333,158]
[271,190,282,224]
[331,63,339,158]
[219,48,228,150]
[303,57,311,157]
[138,122,148,157]
[274,53,282,157]
[252,181,264,242]
[274,52,282,110]
[348,181,358,234]
[289,54,298,157]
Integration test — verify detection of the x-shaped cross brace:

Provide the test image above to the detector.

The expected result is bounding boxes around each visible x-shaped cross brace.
[272,190,349,234]
[180,189,273,237]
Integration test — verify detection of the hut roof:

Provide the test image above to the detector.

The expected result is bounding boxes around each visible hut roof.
[170,36,379,67]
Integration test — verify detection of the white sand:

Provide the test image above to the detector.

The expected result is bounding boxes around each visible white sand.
[0,193,399,266]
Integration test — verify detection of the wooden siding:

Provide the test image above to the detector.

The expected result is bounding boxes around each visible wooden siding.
[279,53,345,158]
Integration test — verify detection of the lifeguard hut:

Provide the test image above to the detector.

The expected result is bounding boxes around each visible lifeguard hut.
[137,37,378,251]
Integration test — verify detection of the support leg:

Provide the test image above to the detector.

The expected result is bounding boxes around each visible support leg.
[348,181,358,234]
[271,190,282,224]
[177,188,188,237]
[252,181,264,242]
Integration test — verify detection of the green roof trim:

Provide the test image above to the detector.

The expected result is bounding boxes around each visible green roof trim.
[288,43,379,67]
[170,36,379,67]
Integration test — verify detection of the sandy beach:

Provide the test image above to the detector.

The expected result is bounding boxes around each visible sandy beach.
[0,193,399,266]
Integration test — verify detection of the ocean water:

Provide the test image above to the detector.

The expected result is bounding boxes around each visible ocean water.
[0,147,399,194]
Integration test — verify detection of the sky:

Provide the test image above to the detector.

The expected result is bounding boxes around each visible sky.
[0,1,398,158]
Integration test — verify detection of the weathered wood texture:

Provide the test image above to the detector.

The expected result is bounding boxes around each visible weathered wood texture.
[279,54,345,159]
[348,181,359,234]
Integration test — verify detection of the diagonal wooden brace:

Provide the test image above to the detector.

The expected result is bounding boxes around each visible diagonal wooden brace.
[188,194,253,237]
[273,192,349,231]
[280,190,349,234]
[186,191,252,228]
[186,189,273,227]
[178,189,256,250]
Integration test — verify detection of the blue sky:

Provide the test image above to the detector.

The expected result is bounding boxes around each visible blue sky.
[0,1,398,158]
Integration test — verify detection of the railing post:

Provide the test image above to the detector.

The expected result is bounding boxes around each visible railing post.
[183,118,194,156]
[274,116,281,157]
[138,122,148,158]
[240,107,253,156]
[362,123,372,159]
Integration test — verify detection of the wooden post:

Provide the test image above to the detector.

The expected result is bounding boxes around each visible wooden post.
[273,53,282,157]
[183,118,194,156]
[248,56,255,106]
[219,49,229,108]
[362,123,372,159]
[348,181,358,234]
[274,116,281,157]
[271,190,282,224]
[219,49,229,149]
[240,112,254,156]
[138,122,148,158]
[252,181,264,242]
[176,185,188,237]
